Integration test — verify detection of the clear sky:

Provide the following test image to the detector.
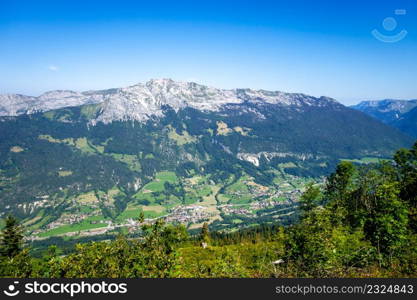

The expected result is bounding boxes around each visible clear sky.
[1,0,416,105]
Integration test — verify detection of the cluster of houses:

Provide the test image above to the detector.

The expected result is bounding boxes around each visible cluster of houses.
[220,205,254,216]
[164,205,211,224]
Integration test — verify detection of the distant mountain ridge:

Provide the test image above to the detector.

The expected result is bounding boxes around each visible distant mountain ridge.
[392,106,417,138]
[0,78,337,123]
[351,99,417,137]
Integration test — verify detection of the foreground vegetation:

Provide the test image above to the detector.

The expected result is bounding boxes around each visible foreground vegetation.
[1,142,416,278]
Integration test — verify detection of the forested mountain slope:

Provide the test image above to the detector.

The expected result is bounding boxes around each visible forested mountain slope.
[0,80,413,240]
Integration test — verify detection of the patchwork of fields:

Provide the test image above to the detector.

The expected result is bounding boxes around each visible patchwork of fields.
[24,169,316,241]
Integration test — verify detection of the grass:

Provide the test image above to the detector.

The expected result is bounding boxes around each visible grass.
[218,175,263,205]
[186,176,204,185]
[38,135,100,155]
[142,181,165,193]
[94,187,123,204]
[80,104,101,119]
[110,153,141,171]
[79,206,95,214]
[43,111,55,120]
[274,196,288,202]
[200,186,220,207]
[133,192,157,203]
[228,195,253,205]
[39,216,108,238]
[217,194,231,203]
[133,188,182,207]
[196,186,212,197]
[142,210,165,219]
[23,215,42,227]
[116,207,142,221]
[226,177,250,194]
[341,157,386,164]
[116,203,167,221]
[167,126,196,145]
[156,171,178,182]
[183,194,200,205]
[233,126,251,136]
[28,214,53,230]
[74,138,96,154]
[232,219,243,224]
[76,192,99,204]
[142,205,166,213]
[278,162,297,168]
[58,170,73,177]
[94,145,105,153]
[38,134,74,145]
[197,185,222,224]
[140,171,178,193]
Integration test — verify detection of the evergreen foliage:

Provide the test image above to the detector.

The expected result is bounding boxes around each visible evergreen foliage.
[0,215,23,258]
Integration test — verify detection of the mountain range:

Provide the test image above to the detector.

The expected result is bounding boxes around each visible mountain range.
[0,79,413,241]
[351,99,417,138]
[1,78,338,122]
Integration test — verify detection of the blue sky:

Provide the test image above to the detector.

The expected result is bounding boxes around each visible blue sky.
[0,0,416,105]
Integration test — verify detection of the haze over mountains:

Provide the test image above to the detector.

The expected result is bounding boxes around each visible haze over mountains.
[351,99,417,138]
[0,79,414,239]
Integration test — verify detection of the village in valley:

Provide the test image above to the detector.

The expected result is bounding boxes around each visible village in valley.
[22,171,316,241]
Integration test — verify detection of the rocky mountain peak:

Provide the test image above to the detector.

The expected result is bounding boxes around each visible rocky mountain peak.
[0,79,340,122]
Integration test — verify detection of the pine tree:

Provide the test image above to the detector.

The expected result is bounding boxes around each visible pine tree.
[0,215,24,258]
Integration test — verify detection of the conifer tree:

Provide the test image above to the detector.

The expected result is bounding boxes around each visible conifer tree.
[0,215,24,258]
